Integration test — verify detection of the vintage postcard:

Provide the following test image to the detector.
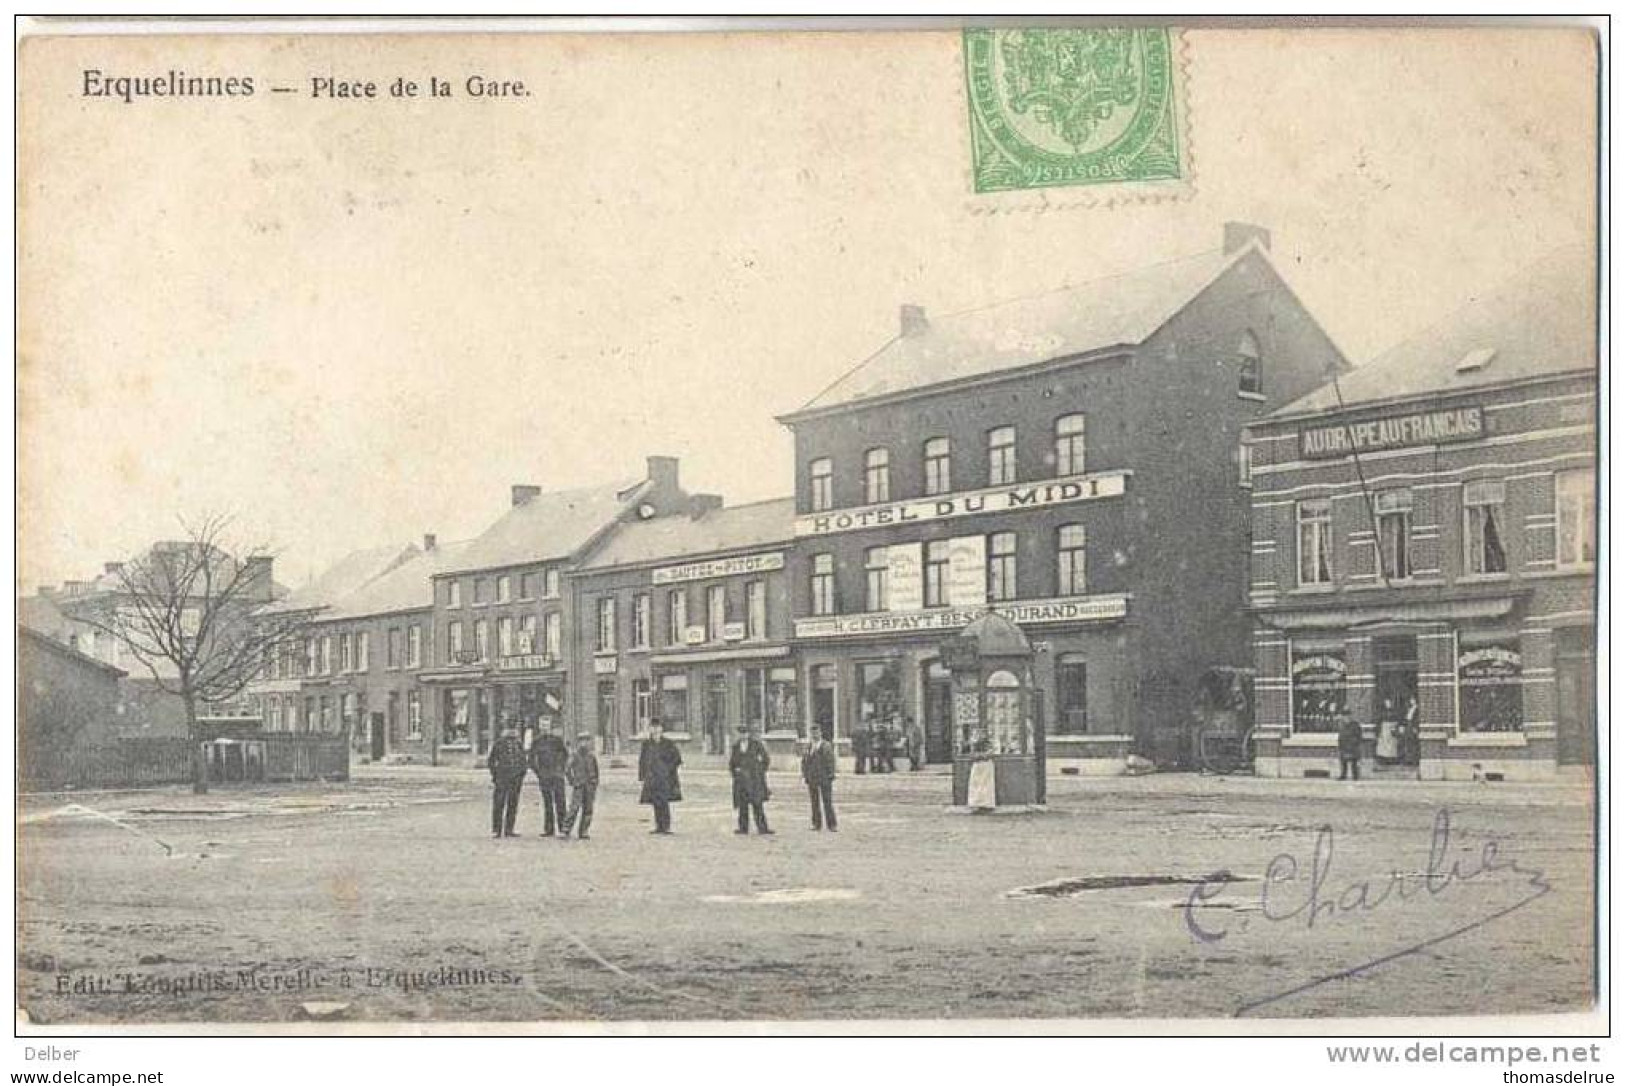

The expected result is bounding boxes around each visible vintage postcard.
[13,18,1602,1044]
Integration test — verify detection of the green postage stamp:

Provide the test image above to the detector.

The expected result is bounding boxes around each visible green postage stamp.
[963,27,1189,195]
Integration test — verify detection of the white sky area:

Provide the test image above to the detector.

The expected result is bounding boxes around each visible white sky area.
[17,27,1596,591]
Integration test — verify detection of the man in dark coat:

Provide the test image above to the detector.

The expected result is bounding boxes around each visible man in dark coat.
[905,717,925,772]
[638,723,683,834]
[874,721,895,773]
[851,722,870,775]
[729,725,773,835]
[529,719,570,836]
[486,722,528,838]
[1336,712,1364,781]
[801,733,838,831]
[561,731,600,840]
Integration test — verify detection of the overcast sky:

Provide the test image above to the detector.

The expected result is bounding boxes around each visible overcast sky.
[18,26,1596,591]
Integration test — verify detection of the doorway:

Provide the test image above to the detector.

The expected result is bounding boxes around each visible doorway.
[811,664,836,742]
[703,672,730,755]
[1373,636,1420,768]
[368,710,386,762]
[1556,628,1596,766]
[922,661,953,764]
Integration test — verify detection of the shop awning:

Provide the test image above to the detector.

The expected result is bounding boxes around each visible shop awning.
[650,644,792,666]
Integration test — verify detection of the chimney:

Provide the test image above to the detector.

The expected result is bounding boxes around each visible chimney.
[422,533,438,552]
[1223,222,1272,255]
[689,494,724,519]
[646,455,680,491]
[900,304,929,338]
[511,484,542,507]
[244,556,274,590]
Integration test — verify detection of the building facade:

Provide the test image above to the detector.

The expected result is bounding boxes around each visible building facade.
[1247,250,1597,780]
[778,226,1349,769]
[569,498,797,758]
[416,458,696,764]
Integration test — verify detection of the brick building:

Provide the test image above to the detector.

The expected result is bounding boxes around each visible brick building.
[18,624,128,787]
[248,541,420,746]
[776,225,1349,769]
[1246,249,1597,780]
[417,458,696,764]
[284,538,469,764]
[569,497,797,758]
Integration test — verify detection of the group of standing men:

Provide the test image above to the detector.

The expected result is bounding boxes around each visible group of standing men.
[850,717,924,775]
[489,720,843,837]
[486,719,599,839]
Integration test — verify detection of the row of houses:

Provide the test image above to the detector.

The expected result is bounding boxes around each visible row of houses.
[39,224,1592,782]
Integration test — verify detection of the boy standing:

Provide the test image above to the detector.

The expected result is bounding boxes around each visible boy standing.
[561,732,600,840]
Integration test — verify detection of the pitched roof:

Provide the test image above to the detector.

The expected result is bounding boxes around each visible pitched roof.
[263,543,418,615]
[19,624,127,678]
[580,498,795,572]
[1277,246,1596,416]
[440,478,648,575]
[787,244,1264,416]
[319,540,477,622]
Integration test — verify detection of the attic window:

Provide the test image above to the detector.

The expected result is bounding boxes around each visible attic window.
[1237,331,1263,396]
[1456,347,1497,374]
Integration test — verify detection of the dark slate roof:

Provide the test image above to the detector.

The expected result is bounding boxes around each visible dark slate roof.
[320,540,477,622]
[440,478,649,575]
[262,543,419,615]
[579,498,795,572]
[788,244,1269,416]
[1277,246,1596,416]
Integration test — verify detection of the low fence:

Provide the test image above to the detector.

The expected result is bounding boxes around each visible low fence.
[21,733,349,791]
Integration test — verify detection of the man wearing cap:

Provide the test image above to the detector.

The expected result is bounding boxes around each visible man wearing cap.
[561,732,600,840]
[529,718,570,837]
[486,721,528,838]
[729,724,774,835]
[1336,711,1364,781]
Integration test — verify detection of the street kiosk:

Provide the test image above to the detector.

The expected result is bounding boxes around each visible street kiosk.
[947,613,1046,808]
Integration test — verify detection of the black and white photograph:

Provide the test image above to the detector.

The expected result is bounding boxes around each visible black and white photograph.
[9,14,1607,1076]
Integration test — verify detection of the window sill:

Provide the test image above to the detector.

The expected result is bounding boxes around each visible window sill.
[1456,573,1512,585]
[1282,733,1341,748]
[1448,732,1528,748]
[1290,583,1338,595]
[1238,391,1267,403]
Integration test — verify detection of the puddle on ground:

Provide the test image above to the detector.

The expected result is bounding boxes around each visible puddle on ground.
[1005,872,1256,899]
[702,888,862,905]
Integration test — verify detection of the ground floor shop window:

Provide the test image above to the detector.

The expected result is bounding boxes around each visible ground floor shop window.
[443,689,472,746]
[659,674,689,730]
[1055,655,1088,734]
[1458,643,1523,732]
[1290,648,1347,733]
[768,667,800,734]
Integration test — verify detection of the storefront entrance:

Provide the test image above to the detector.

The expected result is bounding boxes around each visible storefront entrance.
[810,665,836,742]
[1556,628,1596,766]
[1374,636,1420,767]
[703,672,729,754]
[922,662,953,764]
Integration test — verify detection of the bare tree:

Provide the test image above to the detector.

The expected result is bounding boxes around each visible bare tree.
[67,514,309,793]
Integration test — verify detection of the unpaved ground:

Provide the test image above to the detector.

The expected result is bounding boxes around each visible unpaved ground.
[16,767,1595,1025]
